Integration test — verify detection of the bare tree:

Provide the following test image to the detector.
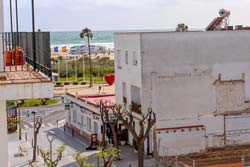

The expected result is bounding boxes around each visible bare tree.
[33,116,42,162]
[98,100,120,153]
[96,146,119,167]
[115,105,156,167]
[39,146,65,167]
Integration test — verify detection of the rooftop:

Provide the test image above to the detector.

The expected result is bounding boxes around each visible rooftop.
[66,84,115,108]
[67,84,115,96]
[79,94,115,108]
[0,65,51,85]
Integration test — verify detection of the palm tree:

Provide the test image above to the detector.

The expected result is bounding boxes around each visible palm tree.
[80,28,93,87]
[176,23,188,32]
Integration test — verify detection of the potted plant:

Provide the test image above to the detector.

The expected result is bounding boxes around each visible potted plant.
[119,129,128,146]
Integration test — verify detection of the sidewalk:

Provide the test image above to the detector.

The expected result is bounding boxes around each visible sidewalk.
[8,133,43,167]
[63,125,165,167]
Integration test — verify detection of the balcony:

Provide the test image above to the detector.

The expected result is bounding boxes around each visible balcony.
[0,32,52,84]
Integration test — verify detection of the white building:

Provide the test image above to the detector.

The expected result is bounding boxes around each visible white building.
[65,85,116,144]
[0,0,53,165]
[114,30,250,156]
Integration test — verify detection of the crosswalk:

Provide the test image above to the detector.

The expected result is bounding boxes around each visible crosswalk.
[22,122,57,129]
[20,110,46,122]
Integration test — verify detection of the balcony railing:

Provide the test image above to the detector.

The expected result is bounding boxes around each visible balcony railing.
[0,32,52,83]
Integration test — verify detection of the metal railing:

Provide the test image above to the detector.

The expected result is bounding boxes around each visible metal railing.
[0,32,52,80]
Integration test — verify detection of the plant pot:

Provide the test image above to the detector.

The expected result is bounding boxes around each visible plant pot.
[120,141,126,146]
[81,81,87,85]
[64,82,70,85]
[73,82,79,85]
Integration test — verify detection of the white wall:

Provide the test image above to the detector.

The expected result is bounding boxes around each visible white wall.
[115,30,250,155]
[0,0,3,72]
[114,33,142,106]
[0,82,53,101]
[141,31,250,119]
[66,96,103,141]
[0,101,8,167]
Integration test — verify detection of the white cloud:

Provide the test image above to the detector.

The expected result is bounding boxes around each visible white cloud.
[4,0,250,31]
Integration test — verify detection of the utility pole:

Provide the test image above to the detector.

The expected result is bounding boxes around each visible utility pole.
[15,0,19,46]
[18,103,21,140]
[31,0,36,71]
[9,0,14,49]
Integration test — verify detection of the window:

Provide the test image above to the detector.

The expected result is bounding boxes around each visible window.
[81,115,83,128]
[87,117,92,131]
[68,110,71,122]
[117,50,122,69]
[73,110,77,123]
[94,122,98,134]
[125,51,129,64]
[123,82,127,104]
[132,51,138,66]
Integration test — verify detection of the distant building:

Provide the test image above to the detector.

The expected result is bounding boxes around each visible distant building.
[65,85,120,144]
[114,30,250,157]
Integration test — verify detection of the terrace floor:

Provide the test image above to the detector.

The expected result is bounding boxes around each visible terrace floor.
[0,64,50,85]
[175,144,250,167]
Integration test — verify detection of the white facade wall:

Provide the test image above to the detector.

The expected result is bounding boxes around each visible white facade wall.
[114,33,143,146]
[0,82,53,100]
[0,0,3,72]
[0,0,8,165]
[115,30,250,155]
[0,101,8,166]
[65,96,103,141]
[114,33,142,106]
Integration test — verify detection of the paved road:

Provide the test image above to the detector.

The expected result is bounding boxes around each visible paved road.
[20,101,65,129]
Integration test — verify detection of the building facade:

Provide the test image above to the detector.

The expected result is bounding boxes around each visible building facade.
[65,85,116,144]
[0,0,53,165]
[114,30,250,156]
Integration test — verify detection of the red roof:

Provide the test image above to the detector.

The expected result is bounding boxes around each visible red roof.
[79,94,115,108]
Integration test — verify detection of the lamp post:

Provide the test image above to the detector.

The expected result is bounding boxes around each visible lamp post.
[47,130,55,162]
[15,0,19,46]
[9,0,14,49]
[17,100,21,140]
[32,110,37,161]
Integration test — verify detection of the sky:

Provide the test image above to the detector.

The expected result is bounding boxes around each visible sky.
[3,0,250,32]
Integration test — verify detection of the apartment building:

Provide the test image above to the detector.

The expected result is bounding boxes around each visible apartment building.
[0,0,53,165]
[114,30,250,156]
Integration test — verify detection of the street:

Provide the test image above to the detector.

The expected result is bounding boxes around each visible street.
[9,102,164,167]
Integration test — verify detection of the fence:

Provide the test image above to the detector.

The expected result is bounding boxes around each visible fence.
[1,32,52,79]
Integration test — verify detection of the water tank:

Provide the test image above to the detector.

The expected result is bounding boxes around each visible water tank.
[5,50,12,66]
[14,47,24,65]
[219,9,231,17]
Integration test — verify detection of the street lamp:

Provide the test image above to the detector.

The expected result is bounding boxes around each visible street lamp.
[31,110,37,162]
[47,130,55,162]
[17,100,22,140]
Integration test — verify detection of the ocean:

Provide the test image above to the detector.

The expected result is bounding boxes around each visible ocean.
[50,31,114,49]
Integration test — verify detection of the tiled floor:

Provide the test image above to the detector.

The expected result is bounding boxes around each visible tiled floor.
[0,65,50,84]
